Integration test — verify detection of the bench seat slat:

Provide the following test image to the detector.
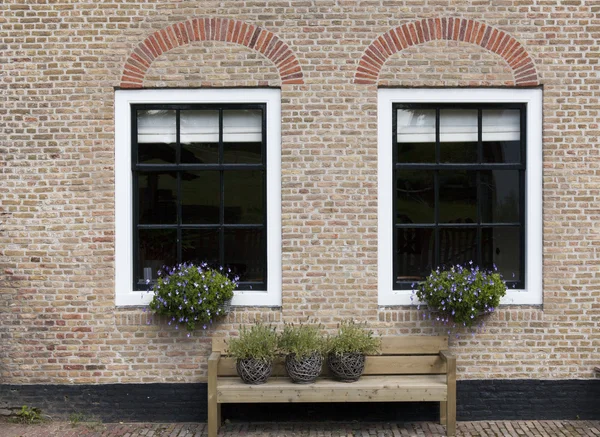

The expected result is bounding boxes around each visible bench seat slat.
[217,375,448,403]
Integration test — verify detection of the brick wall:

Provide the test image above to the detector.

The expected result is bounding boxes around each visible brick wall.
[1,0,599,385]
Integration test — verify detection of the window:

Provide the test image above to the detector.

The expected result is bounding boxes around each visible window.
[115,89,281,306]
[378,89,542,306]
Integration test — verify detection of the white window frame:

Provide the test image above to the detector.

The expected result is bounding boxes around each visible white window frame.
[378,88,543,306]
[115,89,282,307]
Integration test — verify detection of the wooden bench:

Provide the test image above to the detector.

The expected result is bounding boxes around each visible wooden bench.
[208,335,456,437]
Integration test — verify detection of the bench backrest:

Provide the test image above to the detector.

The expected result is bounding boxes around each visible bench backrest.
[212,335,449,377]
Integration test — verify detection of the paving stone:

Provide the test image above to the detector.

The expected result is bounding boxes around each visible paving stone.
[2,421,599,437]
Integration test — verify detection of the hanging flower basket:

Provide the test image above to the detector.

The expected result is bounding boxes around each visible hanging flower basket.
[217,298,232,316]
[285,352,323,384]
[327,352,365,382]
[236,358,273,385]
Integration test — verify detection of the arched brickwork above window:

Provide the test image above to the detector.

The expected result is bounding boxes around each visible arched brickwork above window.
[355,17,539,87]
[120,18,304,88]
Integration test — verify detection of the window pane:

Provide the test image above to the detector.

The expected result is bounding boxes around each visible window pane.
[439,170,477,223]
[395,228,434,281]
[396,109,436,163]
[396,142,435,163]
[137,172,177,224]
[223,141,262,164]
[395,170,434,224]
[482,227,521,283]
[224,170,264,224]
[480,170,520,223]
[223,110,262,163]
[138,229,177,284]
[440,109,477,163]
[181,229,220,266]
[438,227,478,267]
[181,171,220,224]
[224,229,264,283]
[482,109,521,163]
[180,110,219,164]
[482,109,520,141]
[396,109,435,143]
[137,109,176,164]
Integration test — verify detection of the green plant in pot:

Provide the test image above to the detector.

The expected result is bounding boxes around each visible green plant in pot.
[226,321,278,384]
[278,322,325,384]
[327,319,381,382]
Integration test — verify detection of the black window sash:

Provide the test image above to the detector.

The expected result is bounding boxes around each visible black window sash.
[131,103,268,291]
[392,102,526,290]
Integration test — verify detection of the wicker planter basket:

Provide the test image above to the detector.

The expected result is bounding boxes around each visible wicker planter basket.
[285,352,323,384]
[236,358,273,385]
[327,352,366,382]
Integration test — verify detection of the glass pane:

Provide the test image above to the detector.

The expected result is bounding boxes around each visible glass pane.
[483,141,521,163]
[137,172,177,224]
[181,229,220,267]
[223,109,262,163]
[438,227,478,267]
[224,170,264,224]
[396,109,435,143]
[395,228,434,281]
[482,227,522,283]
[137,229,177,286]
[396,142,435,163]
[482,109,520,141]
[181,171,220,224]
[224,229,264,283]
[223,141,262,164]
[180,110,219,164]
[480,170,520,223]
[439,170,477,223]
[440,109,477,163]
[396,109,435,163]
[482,109,521,163]
[395,171,434,224]
[137,109,176,164]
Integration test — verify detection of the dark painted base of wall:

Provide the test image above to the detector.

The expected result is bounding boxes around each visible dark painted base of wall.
[1,380,599,423]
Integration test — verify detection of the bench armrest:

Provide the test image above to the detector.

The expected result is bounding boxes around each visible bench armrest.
[439,350,455,364]
[208,352,221,364]
[439,350,456,378]
[208,352,221,381]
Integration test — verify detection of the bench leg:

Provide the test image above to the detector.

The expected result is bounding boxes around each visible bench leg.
[440,401,447,425]
[208,397,219,437]
[446,390,456,436]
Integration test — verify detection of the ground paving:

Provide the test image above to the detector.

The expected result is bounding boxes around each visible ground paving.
[0,421,599,437]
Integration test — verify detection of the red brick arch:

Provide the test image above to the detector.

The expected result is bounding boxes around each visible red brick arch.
[120,18,304,88]
[355,17,539,86]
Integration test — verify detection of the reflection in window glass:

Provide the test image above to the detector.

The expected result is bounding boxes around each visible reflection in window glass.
[438,171,477,224]
[395,171,434,223]
[480,170,520,223]
[137,110,176,164]
[138,229,177,283]
[224,229,264,283]
[440,109,477,163]
[180,110,219,164]
[181,171,220,224]
[137,172,177,224]
[223,109,262,163]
